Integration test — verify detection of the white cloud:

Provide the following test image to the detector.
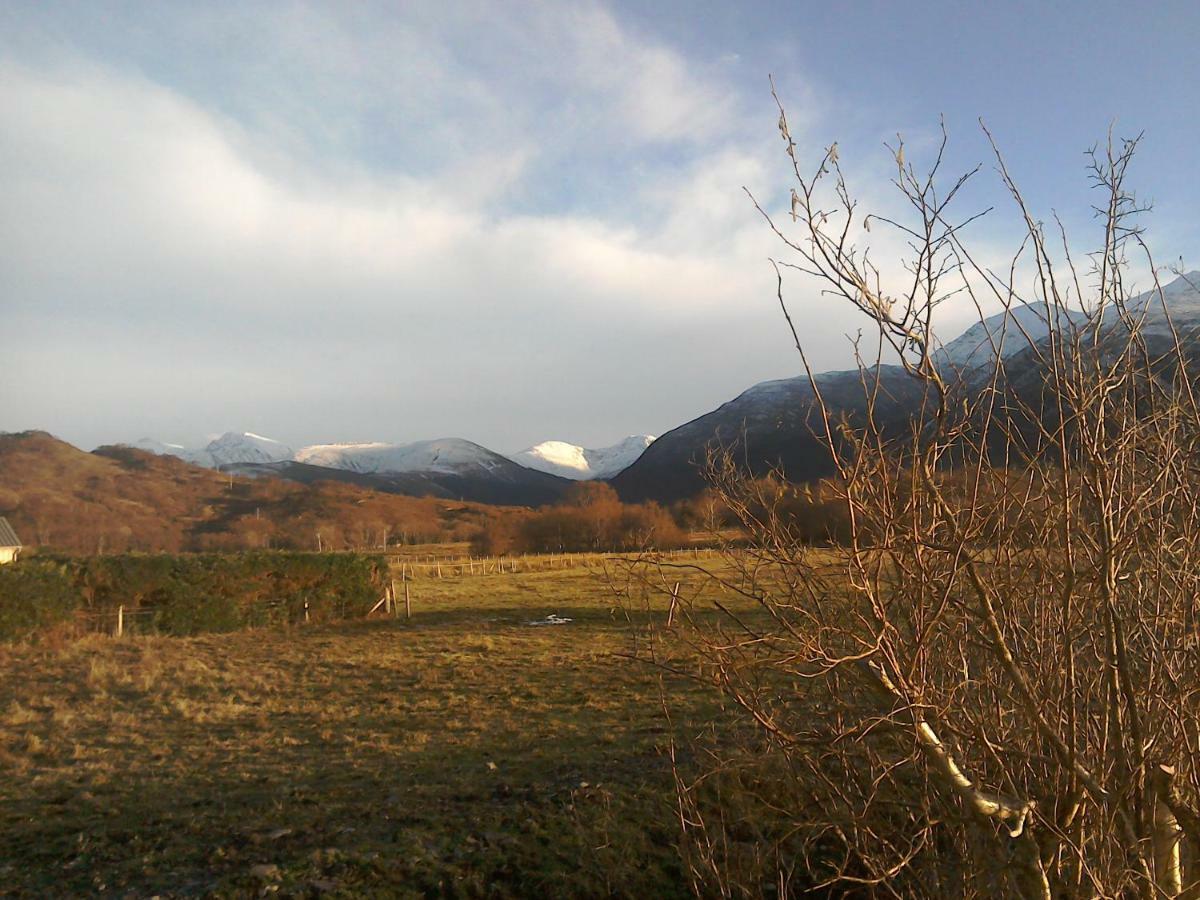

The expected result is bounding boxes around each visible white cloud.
[0,32,796,316]
[552,3,740,145]
[0,2,923,452]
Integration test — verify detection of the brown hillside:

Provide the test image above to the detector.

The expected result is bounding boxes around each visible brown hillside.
[0,431,516,554]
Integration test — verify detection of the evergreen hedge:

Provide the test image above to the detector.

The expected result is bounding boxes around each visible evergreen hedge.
[0,552,387,641]
[0,560,80,642]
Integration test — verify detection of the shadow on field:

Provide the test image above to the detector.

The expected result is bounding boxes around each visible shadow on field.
[0,610,706,897]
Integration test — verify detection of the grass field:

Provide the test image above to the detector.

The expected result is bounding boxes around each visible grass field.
[0,553,734,897]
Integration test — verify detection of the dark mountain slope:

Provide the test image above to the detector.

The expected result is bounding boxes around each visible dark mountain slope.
[611,366,927,503]
[615,272,1200,503]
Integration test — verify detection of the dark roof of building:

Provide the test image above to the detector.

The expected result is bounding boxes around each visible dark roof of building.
[0,517,21,547]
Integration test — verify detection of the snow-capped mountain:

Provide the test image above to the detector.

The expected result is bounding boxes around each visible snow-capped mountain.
[611,367,925,502]
[935,273,1200,371]
[294,438,506,475]
[1126,270,1200,339]
[104,275,1200,507]
[125,432,293,468]
[253,437,572,506]
[204,432,294,466]
[510,435,655,481]
[935,303,1085,372]
[125,433,573,505]
[132,430,653,484]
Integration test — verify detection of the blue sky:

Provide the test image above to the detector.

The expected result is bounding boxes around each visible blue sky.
[3,1,1198,453]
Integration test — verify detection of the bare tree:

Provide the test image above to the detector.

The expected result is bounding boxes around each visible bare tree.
[654,91,1200,897]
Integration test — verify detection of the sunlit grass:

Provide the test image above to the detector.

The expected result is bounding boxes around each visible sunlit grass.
[0,551,737,897]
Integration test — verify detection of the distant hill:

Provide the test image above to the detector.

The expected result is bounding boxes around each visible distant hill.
[0,431,516,554]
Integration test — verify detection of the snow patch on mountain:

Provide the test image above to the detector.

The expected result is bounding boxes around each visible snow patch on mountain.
[511,435,655,480]
[513,441,590,477]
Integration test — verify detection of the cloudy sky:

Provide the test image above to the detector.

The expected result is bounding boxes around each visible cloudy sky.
[3,1,1199,453]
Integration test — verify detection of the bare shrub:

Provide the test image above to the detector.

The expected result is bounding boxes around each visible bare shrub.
[658,93,1200,897]
[493,483,687,554]
[470,512,528,556]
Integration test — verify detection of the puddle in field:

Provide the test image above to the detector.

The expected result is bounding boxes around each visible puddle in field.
[526,614,573,626]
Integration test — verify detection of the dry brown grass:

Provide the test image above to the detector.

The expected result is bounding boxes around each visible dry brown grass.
[0,554,734,897]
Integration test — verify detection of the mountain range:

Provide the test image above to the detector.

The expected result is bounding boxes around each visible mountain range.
[226,441,571,507]
[0,430,513,554]
[28,271,1200,510]
[123,434,658,506]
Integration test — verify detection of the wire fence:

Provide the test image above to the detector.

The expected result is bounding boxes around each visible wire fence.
[67,594,333,637]
[51,547,721,639]
[388,547,711,580]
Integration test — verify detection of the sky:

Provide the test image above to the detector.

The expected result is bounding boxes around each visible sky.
[3,0,1199,454]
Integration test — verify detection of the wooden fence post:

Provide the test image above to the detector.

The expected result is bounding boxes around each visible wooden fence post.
[115,605,124,638]
[404,582,411,620]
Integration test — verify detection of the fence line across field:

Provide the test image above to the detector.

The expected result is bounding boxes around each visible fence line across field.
[67,547,718,638]
[84,572,424,637]
[387,547,705,580]
[75,595,354,638]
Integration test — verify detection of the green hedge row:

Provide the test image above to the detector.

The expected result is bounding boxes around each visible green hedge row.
[0,552,388,642]
[0,561,80,643]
